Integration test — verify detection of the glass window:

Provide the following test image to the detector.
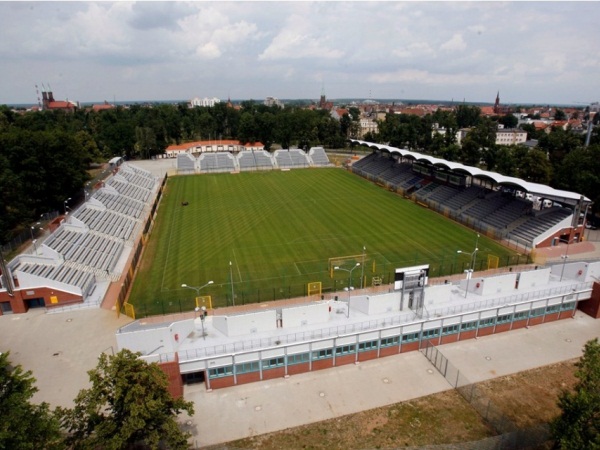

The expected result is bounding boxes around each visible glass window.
[401,333,420,343]
[312,349,333,360]
[235,362,259,374]
[209,366,233,379]
[560,302,575,311]
[381,336,401,347]
[287,353,309,365]
[358,340,378,352]
[422,328,440,338]
[460,321,477,331]
[479,318,496,328]
[335,345,356,355]
[497,314,512,324]
[513,311,528,320]
[262,357,284,369]
[530,307,545,317]
[442,324,459,335]
[546,305,560,314]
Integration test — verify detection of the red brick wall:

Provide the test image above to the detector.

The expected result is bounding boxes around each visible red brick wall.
[158,360,183,399]
[237,372,261,384]
[262,367,285,380]
[578,282,600,319]
[287,363,310,375]
[357,350,378,362]
[208,376,235,389]
[0,287,83,315]
[312,359,334,371]
[334,354,356,366]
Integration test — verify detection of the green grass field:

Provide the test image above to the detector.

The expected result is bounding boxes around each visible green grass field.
[128,169,522,316]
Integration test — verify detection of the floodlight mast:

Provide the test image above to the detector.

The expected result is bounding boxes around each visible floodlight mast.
[334,263,361,317]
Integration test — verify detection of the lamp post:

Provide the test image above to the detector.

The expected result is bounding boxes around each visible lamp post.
[360,246,366,289]
[457,233,479,298]
[194,306,207,340]
[334,263,360,317]
[229,261,235,306]
[32,239,37,254]
[181,280,214,309]
[63,198,71,215]
[558,236,571,282]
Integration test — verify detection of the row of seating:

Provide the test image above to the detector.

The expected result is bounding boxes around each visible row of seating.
[8,163,158,300]
[352,151,574,245]
[177,148,330,172]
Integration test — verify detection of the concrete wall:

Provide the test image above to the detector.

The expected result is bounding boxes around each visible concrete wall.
[462,273,517,296]
[116,319,195,354]
[518,268,550,289]
[282,303,329,328]
[212,310,277,337]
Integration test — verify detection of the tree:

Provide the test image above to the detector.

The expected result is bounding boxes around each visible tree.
[551,338,600,449]
[57,349,194,450]
[0,352,63,449]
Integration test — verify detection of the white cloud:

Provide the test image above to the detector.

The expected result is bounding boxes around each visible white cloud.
[259,14,344,61]
[440,33,467,52]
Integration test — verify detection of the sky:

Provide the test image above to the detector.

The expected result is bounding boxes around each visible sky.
[2,1,599,106]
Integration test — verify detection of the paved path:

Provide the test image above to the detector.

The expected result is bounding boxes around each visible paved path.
[184,311,600,448]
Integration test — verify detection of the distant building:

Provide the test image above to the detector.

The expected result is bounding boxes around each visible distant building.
[264,97,284,108]
[90,101,116,112]
[495,127,527,146]
[359,118,378,138]
[190,97,221,108]
[41,88,78,112]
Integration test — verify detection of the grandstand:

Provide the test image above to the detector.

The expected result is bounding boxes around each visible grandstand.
[178,147,330,173]
[1,162,159,313]
[349,140,591,250]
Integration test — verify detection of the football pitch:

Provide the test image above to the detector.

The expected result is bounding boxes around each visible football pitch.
[128,168,520,316]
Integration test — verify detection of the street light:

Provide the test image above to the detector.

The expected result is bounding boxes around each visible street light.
[558,236,571,282]
[181,281,214,309]
[334,263,361,317]
[194,306,207,340]
[360,246,366,289]
[457,233,480,298]
[30,222,41,241]
[63,198,71,215]
[229,261,235,306]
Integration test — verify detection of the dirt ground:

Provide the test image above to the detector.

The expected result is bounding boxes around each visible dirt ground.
[218,359,579,450]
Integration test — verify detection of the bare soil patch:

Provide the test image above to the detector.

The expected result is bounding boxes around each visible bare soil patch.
[217,360,578,449]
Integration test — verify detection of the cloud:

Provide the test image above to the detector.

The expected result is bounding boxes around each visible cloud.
[259,14,344,61]
[440,33,467,52]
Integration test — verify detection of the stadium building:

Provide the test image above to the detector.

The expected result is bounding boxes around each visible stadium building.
[115,262,600,394]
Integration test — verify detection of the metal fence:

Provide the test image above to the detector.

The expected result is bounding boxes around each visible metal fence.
[420,341,552,449]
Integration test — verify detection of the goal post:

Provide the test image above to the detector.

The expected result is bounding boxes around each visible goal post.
[487,255,499,270]
[124,302,135,320]
[195,295,213,310]
[328,253,370,278]
[307,282,322,296]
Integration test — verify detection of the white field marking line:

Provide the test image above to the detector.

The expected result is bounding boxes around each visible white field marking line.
[232,247,243,282]
[160,183,182,292]
[293,262,302,275]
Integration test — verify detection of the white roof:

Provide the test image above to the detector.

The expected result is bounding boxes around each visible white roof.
[351,139,590,204]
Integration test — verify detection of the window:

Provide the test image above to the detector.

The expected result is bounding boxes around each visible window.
[358,340,378,352]
[381,336,401,347]
[312,349,333,360]
[235,362,259,374]
[262,357,284,369]
[479,318,496,328]
[546,305,560,314]
[442,325,459,335]
[422,328,440,339]
[497,314,512,324]
[530,307,545,317]
[561,302,575,311]
[208,366,233,379]
[287,353,309,365]
[460,321,477,331]
[335,345,356,356]
[401,333,420,343]
[514,311,529,320]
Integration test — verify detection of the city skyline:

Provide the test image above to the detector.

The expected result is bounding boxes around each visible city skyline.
[1,1,599,106]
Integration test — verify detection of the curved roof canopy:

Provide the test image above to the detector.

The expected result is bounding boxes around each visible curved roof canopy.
[350,139,590,204]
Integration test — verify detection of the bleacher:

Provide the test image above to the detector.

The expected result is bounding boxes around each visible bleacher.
[463,194,514,221]
[199,152,237,172]
[237,150,274,171]
[510,207,573,243]
[75,205,138,241]
[105,176,151,202]
[12,261,95,297]
[308,147,330,166]
[177,153,196,172]
[93,190,146,218]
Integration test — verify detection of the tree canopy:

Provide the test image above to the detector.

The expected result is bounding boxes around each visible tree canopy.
[551,338,600,449]
[57,349,194,450]
[0,352,63,450]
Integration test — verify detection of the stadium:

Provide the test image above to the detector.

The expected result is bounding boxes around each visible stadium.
[1,141,600,395]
